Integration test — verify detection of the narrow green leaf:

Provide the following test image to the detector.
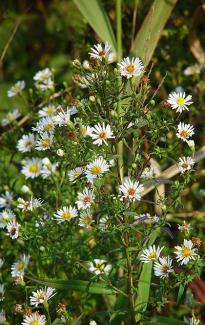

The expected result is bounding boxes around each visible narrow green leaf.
[177,284,185,304]
[73,0,117,51]
[28,277,115,295]
[135,228,161,316]
[131,0,178,67]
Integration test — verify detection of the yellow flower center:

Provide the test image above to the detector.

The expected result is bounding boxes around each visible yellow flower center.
[91,166,101,175]
[2,215,10,223]
[83,216,91,225]
[181,246,191,257]
[41,138,51,148]
[180,130,188,138]
[47,106,54,114]
[99,131,107,140]
[8,113,15,122]
[17,262,25,271]
[148,252,157,260]
[177,97,185,106]
[45,123,53,130]
[37,292,45,300]
[126,64,135,73]
[29,164,39,174]
[30,321,40,325]
[128,188,136,196]
[62,212,71,220]
[96,263,105,271]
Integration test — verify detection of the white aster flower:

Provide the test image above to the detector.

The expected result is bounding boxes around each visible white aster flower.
[89,321,97,325]
[68,167,84,183]
[89,123,114,146]
[0,209,15,228]
[134,213,159,225]
[7,80,25,97]
[33,117,55,133]
[81,125,93,137]
[11,254,30,278]
[88,259,112,275]
[30,287,56,307]
[17,133,35,153]
[79,210,93,228]
[21,158,42,179]
[86,157,109,181]
[154,256,174,278]
[38,105,57,118]
[56,148,65,157]
[118,57,144,79]
[54,206,78,223]
[0,285,4,301]
[184,64,202,76]
[187,316,200,325]
[76,188,95,210]
[35,132,53,151]
[17,197,42,211]
[0,191,13,208]
[178,156,195,173]
[119,178,144,201]
[177,122,194,142]
[6,219,20,239]
[33,68,52,82]
[40,159,58,179]
[53,107,74,126]
[178,220,192,234]
[1,109,20,127]
[141,166,156,179]
[38,78,54,91]
[167,92,193,113]
[22,312,46,325]
[0,310,6,324]
[89,42,112,61]
[140,245,163,263]
[98,216,109,231]
[175,239,197,265]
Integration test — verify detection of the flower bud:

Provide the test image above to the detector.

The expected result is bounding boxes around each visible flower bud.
[57,149,65,157]
[21,185,30,193]
[42,157,50,166]
[187,140,195,152]
[89,95,96,102]
[82,60,90,70]
[72,59,81,67]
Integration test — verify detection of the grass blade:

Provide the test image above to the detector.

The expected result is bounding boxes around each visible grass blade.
[27,276,115,295]
[131,0,177,67]
[73,0,117,51]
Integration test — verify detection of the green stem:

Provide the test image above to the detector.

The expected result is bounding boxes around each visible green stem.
[116,0,124,182]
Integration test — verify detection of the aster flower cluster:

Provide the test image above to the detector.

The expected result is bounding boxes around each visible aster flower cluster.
[0,42,203,323]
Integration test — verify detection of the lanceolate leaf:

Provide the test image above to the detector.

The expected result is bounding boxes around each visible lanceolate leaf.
[131,0,178,67]
[28,277,115,295]
[135,228,161,314]
[73,0,117,51]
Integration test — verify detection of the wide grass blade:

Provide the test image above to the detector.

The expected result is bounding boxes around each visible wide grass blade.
[73,0,117,51]
[131,0,177,67]
[28,276,115,295]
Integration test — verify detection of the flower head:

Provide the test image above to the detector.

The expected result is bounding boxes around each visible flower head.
[178,156,195,173]
[6,220,20,239]
[1,109,20,126]
[86,157,109,181]
[8,80,25,97]
[0,191,13,209]
[119,178,144,201]
[178,220,192,234]
[22,312,46,325]
[175,239,197,265]
[118,57,144,79]
[154,256,174,278]
[140,245,163,263]
[34,68,52,82]
[79,211,93,228]
[11,254,30,279]
[17,133,35,153]
[88,259,111,275]
[54,206,78,223]
[30,287,56,307]
[167,92,193,113]
[35,132,53,151]
[38,105,57,118]
[40,158,58,179]
[89,123,114,146]
[33,117,55,134]
[0,209,15,228]
[76,188,95,210]
[89,42,112,61]
[177,122,194,142]
[21,158,42,179]
[68,167,84,183]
